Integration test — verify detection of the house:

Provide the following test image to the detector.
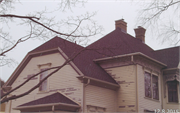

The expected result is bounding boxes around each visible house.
[3,19,180,113]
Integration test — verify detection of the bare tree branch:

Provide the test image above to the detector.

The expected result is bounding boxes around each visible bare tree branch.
[136,0,180,45]
[0,14,40,20]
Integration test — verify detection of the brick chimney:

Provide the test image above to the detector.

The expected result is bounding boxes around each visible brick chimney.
[115,19,127,32]
[134,26,146,43]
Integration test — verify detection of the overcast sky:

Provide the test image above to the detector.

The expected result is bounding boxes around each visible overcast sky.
[1,0,173,81]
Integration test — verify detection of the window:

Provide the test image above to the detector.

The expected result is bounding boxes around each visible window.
[145,72,152,98]
[152,75,159,100]
[39,69,48,92]
[144,72,159,100]
[167,81,178,102]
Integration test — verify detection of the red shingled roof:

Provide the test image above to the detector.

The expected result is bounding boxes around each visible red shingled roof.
[30,36,118,84]
[87,28,155,59]
[29,28,179,85]
[153,46,180,68]
[18,92,78,107]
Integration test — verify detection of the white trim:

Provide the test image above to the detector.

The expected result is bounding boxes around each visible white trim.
[94,52,167,67]
[13,102,80,110]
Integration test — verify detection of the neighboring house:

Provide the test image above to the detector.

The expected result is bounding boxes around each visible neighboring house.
[3,19,180,113]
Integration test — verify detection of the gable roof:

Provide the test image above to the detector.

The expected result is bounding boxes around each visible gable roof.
[29,28,179,84]
[6,27,179,86]
[29,36,118,84]
[18,92,78,107]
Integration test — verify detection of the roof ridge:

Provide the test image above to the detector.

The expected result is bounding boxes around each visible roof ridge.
[87,29,119,48]
[29,36,84,53]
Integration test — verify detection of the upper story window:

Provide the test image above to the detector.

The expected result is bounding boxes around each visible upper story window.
[144,72,159,100]
[167,81,178,102]
[39,69,48,92]
[152,75,159,100]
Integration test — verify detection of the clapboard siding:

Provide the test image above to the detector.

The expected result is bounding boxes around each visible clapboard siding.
[105,65,137,112]
[85,85,117,112]
[6,53,83,113]
[137,65,162,112]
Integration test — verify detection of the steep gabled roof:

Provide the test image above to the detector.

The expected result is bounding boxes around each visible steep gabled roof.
[29,36,118,84]
[29,36,84,58]
[7,27,179,87]
[28,28,179,85]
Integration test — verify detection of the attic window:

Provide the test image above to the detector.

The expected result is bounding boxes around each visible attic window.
[39,69,48,92]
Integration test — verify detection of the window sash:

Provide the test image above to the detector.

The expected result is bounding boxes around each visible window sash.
[144,72,159,100]
[39,69,48,91]
[152,75,159,100]
[145,72,152,98]
[168,81,178,102]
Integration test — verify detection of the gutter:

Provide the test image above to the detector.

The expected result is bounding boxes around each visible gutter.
[94,52,167,67]
[83,78,90,113]
[162,67,179,71]
[77,76,119,88]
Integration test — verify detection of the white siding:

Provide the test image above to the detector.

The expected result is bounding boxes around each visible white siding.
[7,53,83,113]
[85,85,117,112]
[106,65,137,112]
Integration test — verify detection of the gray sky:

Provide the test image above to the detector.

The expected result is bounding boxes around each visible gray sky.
[0,0,172,81]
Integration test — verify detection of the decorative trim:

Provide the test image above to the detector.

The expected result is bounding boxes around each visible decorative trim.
[94,52,167,67]
[165,74,180,82]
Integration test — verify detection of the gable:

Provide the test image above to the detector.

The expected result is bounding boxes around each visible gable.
[10,52,66,93]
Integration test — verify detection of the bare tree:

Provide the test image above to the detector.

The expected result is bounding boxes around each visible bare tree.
[0,0,104,104]
[136,0,180,45]
[0,0,103,67]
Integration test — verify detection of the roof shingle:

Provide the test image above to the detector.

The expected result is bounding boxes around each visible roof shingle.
[18,92,78,107]
[29,28,180,85]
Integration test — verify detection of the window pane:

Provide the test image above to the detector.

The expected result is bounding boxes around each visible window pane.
[168,81,178,102]
[39,69,48,91]
[145,72,152,98]
[152,75,159,100]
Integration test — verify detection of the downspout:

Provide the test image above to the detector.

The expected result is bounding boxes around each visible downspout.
[83,78,90,113]
[131,55,139,112]
[132,55,139,112]
[136,64,139,112]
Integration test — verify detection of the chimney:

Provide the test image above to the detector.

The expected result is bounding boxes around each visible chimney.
[134,26,146,43]
[115,19,127,32]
